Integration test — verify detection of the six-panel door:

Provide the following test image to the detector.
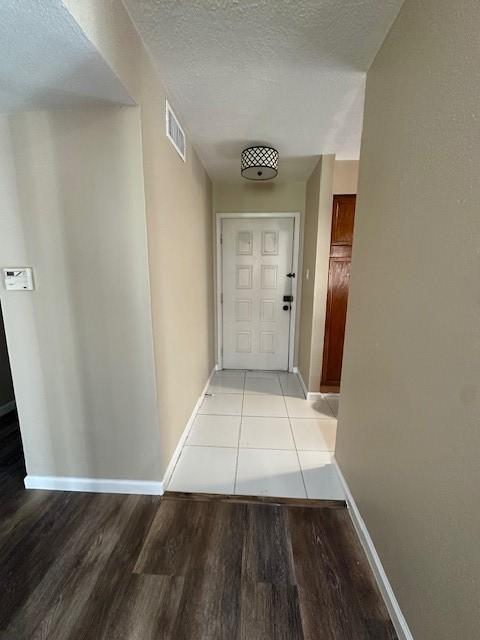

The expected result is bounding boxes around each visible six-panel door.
[321,194,356,391]
[222,218,294,370]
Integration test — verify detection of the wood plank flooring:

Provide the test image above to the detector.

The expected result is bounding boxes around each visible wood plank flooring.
[0,417,397,639]
[0,409,25,494]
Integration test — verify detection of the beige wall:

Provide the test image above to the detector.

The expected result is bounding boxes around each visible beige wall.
[63,0,142,100]
[0,108,161,479]
[141,52,214,471]
[213,180,306,366]
[1,0,214,481]
[298,155,335,391]
[336,1,480,638]
[63,0,142,102]
[298,161,321,387]
[333,160,359,194]
[68,0,215,476]
[214,180,306,215]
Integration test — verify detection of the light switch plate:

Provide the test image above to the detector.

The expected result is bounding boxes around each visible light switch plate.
[3,267,34,291]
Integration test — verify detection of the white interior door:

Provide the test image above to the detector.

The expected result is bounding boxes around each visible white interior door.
[222,217,294,370]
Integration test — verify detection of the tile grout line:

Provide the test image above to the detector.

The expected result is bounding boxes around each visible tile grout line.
[185,444,318,452]
[324,395,339,417]
[241,415,330,420]
[232,370,246,494]
[179,372,334,496]
[290,422,309,499]
[169,370,244,491]
[184,442,333,452]
[281,378,309,500]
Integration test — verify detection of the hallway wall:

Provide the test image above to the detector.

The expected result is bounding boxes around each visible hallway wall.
[333,160,359,195]
[66,0,215,477]
[298,155,335,391]
[214,181,306,216]
[0,0,215,482]
[0,107,160,480]
[336,0,480,638]
[141,57,215,472]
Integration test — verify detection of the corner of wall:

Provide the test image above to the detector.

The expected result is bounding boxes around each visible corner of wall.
[298,154,335,393]
[307,154,335,391]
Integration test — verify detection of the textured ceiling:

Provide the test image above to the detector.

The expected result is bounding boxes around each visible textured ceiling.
[123,0,404,182]
[0,0,134,112]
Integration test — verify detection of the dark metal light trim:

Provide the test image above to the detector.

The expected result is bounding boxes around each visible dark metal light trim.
[241,145,279,180]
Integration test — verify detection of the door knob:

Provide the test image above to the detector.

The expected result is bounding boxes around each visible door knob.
[286,272,296,278]
[283,305,289,311]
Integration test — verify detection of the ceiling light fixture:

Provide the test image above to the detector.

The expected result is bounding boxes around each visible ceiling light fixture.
[241,145,279,180]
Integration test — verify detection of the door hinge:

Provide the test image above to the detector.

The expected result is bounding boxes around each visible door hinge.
[220,293,223,304]
[220,233,223,244]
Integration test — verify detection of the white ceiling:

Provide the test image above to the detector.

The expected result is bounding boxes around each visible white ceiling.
[124,0,404,183]
[0,1,134,112]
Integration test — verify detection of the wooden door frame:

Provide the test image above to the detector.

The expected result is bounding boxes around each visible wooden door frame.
[215,212,301,372]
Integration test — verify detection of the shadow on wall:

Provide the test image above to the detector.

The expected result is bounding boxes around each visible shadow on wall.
[4,105,160,480]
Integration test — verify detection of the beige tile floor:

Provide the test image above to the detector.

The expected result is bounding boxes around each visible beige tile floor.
[168,370,343,500]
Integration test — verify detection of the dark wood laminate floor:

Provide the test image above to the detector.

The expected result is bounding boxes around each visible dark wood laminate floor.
[0,409,25,492]
[0,425,397,639]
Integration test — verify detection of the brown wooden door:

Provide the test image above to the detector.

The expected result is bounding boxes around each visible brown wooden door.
[331,195,355,245]
[321,195,356,392]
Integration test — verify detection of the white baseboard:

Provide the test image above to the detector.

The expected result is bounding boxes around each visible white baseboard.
[293,367,323,401]
[161,366,217,489]
[332,458,414,640]
[293,367,307,398]
[24,475,164,495]
[0,400,16,417]
[23,367,217,497]
[293,367,330,400]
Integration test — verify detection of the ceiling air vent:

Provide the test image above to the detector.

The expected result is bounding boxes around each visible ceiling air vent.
[166,100,186,162]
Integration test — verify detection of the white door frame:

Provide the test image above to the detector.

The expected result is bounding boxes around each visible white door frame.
[216,212,301,372]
